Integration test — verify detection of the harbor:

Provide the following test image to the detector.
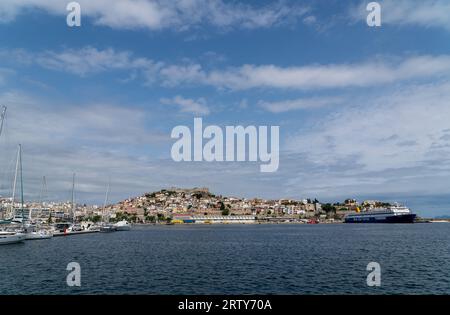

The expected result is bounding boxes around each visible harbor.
[0,105,133,244]
[0,105,442,245]
[0,106,442,245]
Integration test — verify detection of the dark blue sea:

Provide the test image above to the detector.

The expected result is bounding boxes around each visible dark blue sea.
[1,224,449,295]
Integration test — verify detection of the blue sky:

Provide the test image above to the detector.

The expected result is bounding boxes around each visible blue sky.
[0,0,450,216]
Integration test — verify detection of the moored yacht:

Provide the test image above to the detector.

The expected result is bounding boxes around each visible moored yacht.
[114,220,131,231]
[99,223,116,233]
[0,231,26,245]
[23,225,53,240]
[25,230,53,240]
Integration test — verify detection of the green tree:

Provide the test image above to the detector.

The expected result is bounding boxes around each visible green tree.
[92,215,102,223]
[156,213,166,222]
[322,203,337,213]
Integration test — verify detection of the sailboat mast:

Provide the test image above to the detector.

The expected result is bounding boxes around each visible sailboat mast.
[71,173,75,223]
[103,180,110,209]
[39,176,47,207]
[19,144,24,222]
[0,105,6,139]
[103,178,110,222]
[10,145,20,218]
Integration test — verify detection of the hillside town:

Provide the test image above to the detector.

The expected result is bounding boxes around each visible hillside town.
[0,187,395,224]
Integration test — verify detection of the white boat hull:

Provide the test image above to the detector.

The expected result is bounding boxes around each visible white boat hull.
[114,220,131,231]
[115,225,131,231]
[0,233,26,245]
[25,231,53,240]
[100,225,116,233]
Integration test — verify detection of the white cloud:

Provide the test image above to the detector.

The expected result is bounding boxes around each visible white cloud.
[302,15,317,26]
[0,90,287,204]
[0,0,310,31]
[159,63,204,87]
[0,68,14,85]
[259,96,344,113]
[286,81,450,183]
[0,90,172,202]
[157,55,450,90]
[352,0,450,31]
[2,84,450,209]
[0,71,7,85]
[161,95,210,115]
[5,47,450,91]
[18,47,161,76]
[0,90,166,148]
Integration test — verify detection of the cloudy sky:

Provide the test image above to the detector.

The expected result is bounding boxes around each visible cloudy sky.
[0,0,449,216]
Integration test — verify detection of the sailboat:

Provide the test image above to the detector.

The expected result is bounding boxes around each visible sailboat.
[0,145,20,224]
[53,174,82,234]
[0,144,26,245]
[0,230,26,245]
[100,179,116,233]
[0,105,8,223]
[24,227,53,240]
[24,176,53,240]
[0,109,48,242]
[0,106,13,225]
[11,143,26,224]
[0,108,25,225]
[0,106,6,223]
[69,173,82,232]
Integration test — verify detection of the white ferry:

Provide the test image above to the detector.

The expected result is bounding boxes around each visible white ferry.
[344,204,416,223]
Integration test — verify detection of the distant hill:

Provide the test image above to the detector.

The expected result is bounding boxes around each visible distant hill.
[434,215,450,219]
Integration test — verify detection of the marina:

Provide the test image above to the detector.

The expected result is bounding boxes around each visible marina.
[0,106,130,244]
[0,108,430,240]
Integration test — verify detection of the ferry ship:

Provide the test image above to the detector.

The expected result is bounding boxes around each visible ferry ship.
[344,204,416,223]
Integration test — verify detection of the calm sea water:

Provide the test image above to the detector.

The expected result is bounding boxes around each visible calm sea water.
[0,224,449,295]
